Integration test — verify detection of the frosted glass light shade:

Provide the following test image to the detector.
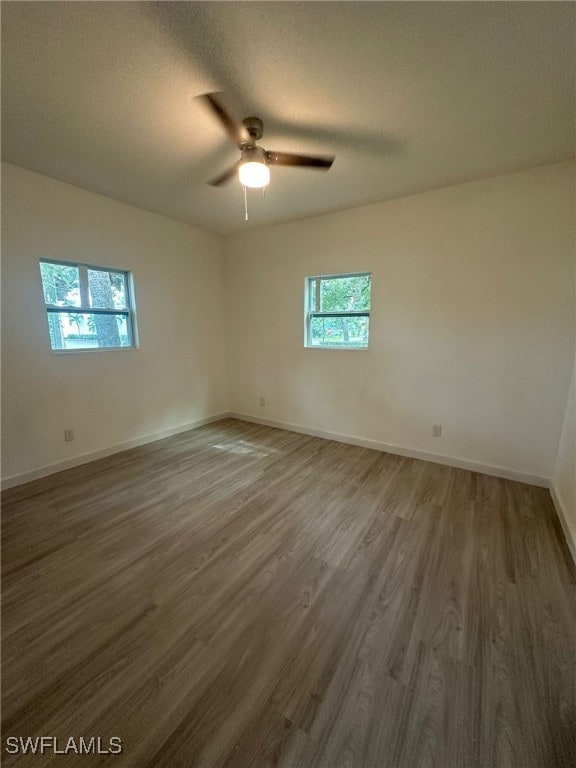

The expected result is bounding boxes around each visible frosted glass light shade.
[239,161,270,189]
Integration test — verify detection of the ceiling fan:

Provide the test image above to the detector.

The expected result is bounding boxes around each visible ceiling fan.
[199,93,335,189]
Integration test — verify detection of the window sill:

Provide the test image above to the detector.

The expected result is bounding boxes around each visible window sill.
[51,346,139,354]
[304,345,369,351]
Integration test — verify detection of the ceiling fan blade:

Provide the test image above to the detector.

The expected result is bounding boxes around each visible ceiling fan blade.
[207,160,241,187]
[198,92,249,148]
[266,151,335,169]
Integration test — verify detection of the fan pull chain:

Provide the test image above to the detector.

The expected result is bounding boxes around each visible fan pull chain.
[243,184,249,221]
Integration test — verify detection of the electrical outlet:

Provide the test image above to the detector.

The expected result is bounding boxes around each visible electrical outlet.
[432,424,442,437]
[64,428,75,442]
[259,397,266,407]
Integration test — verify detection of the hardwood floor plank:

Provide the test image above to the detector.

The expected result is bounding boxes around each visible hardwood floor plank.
[2,419,575,768]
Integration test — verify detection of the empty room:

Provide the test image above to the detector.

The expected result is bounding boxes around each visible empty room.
[1,2,575,767]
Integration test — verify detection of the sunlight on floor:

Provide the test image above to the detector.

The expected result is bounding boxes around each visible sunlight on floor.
[210,439,275,458]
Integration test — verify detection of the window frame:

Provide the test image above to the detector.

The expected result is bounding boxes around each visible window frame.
[304,271,372,350]
[39,258,139,353]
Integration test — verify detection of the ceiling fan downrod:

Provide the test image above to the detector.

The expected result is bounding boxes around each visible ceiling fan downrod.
[241,116,264,144]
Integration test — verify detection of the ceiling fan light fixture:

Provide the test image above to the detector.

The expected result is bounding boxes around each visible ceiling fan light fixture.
[239,160,270,189]
[199,94,335,195]
[238,145,269,188]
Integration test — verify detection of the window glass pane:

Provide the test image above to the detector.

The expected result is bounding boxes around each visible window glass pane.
[309,315,369,348]
[46,312,131,350]
[40,262,81,307]
[319,275,371,313]
[88,269,128,309]
[309,278,318,311]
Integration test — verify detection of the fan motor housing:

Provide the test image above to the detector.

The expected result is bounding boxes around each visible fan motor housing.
[241,145,267,165]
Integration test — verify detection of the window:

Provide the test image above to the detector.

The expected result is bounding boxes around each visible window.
[39,259,137,351]
[305,272,371,349]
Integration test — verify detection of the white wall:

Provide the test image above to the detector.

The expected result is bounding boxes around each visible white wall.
[224,161,575,484]
[3,160,574,490]
[552,359,576,557]
[1,163,228,484]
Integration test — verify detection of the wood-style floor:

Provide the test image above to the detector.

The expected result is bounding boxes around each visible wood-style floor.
[2,419,575,768]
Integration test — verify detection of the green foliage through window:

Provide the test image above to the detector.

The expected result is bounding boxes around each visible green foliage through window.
[306,273,371,348]
[39,260,136,351]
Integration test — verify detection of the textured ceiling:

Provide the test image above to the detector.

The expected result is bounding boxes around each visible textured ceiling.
[2,2,575,234]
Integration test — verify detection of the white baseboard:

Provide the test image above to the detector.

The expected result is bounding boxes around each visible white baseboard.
[550,483,576,565]
[228,411,550,488]
[5,410,572,565]
[1,408,552,495]
[1,413,230,490]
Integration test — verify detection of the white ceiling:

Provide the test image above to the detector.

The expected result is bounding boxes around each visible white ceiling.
[2,2,574,235]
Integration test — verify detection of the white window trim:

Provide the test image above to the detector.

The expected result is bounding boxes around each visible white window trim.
[40,258,139,353]
[304,271,371,350]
